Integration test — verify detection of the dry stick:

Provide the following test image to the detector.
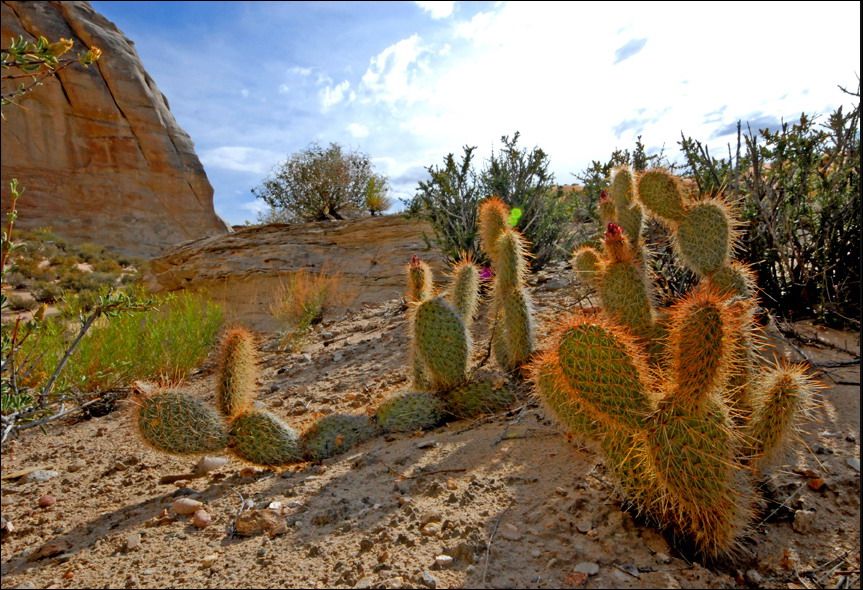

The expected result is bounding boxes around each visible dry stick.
[383,463,466,480]
[482,503,512,588]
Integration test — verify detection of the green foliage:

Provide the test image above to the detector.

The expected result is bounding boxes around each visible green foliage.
[230,410,301,466]
[253,142,382,222]
[1,34,101,113]
[677,86,860,327]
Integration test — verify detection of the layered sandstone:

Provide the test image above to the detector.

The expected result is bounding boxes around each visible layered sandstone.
[1,1,229,257]
[146,216,447,331]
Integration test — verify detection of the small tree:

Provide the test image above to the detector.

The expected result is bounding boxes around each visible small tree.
[365,174,392,216]
[252,143,377,222]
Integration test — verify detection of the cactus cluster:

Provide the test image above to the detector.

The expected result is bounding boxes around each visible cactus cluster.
[536,167,816,559]
[478,197,535,371]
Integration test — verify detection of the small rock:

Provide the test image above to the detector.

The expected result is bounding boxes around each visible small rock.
[847,458,860,472]
[530,548,541,558]
[124,533,142,552]
[22,469,59,483]
[499,523,521,541]
[235,509,287,537]
[435,555,454,568]
[745,569,763,586]
[192,509,211,529]
[28,540,71,561]
[555,487,568,496]
[419,570,438,588]
[201,553,219,569]
[141,568,157,575]
[172,498,202,516]
[574,562,600,576]
[67,462,85,473]
[354,577,374,589]
[420,522,440,537]
[268,501,283,511]
[38,495,57,508]
[332,351,343,362]
[416,440,437,449]
[655,552,672,564]
[575,519,592,534]
[792,509,817,534]
[420,512,442,527]
[359,538,374,552]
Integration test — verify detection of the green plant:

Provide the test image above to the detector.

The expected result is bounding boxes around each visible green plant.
[253,142,384,222]
[300,413,377,461]
[135,389,229,455]
[534,173,817,559]
[229,409,302,466]
[365,174,392,216]
[216,327,258,419]
[375,391,444,433]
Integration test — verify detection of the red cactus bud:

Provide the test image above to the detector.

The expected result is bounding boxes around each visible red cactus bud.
[600,189,609,202]
[606,222,623,238]
[410,254,421,267]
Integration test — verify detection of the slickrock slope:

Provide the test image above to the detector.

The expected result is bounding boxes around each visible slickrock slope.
[146,216,447,330]
[0,1,229,257]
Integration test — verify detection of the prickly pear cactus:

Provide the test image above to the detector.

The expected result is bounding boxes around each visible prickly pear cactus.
[230,410,302,466]
[534,168,817,559]
[375,391,445,433]
[135,390,229,455]
[301,413,377,461]
[216,327,258,419]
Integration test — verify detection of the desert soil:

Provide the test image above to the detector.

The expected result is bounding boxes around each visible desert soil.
[0,264,859,589]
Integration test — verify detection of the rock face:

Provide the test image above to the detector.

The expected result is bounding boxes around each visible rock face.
[0,1,229,257]
[146,216,447,331]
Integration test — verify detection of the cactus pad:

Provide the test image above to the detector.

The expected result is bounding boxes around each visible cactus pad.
[412,297,469,390]
[637,169,687,222]
[375,391,444,433]
[216,327,258,419]
[230,410,301,466]
[301,413,377,461]
[675,200,732,276]
[136,390,229,456]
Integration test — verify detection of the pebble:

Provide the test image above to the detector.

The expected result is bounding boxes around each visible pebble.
[745,569,763,586]
[172,498,202,516]
[499,523,521,541]
[67,462,85,473]
[38,495,57,508]
[435,555,454,568]
[419,570,439,588]
[124,533,142,552]
[192,509,211,529]
[530,548,541,558]
[575,562,600,576]
[416,440,437,449]
[333,351,343,362]
[792,509,816,534]
[847,458,860,472]
[22,470,59,483]
[353,577,374,589]
[201,554,219,569]
[575,519,592,534]
[420,522,440,537]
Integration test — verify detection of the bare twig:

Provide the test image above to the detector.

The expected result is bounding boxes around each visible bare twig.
[482,503,512,588]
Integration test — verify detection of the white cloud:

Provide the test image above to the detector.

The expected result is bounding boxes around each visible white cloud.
[360,34,430,104]
[347,123,370,138]
[320,80,352,111]
[200,146,283,175]
[240,88,250,98]
[290,66,313,76]
[415,1,455,19]
[278,83,290,95]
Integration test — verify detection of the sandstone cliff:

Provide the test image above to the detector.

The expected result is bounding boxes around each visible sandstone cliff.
[146,216,446,330]
[1,1,229,257]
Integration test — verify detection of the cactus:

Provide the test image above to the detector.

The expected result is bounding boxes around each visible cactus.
[301,413,377,461]
[478,196,509,262]
[449,256,480,330]
[411,296,470,390]
[216,327,258,419]
[135,390,229,455]
[229,410,302,466]
[534,169,816,558]
[445,378,515,419]
[406,254,433,303]
[375,391,444,433]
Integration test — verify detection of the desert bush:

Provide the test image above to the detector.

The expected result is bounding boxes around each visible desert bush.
[6,294,37,311]
[677,84,860,327]
[270,269,350,350]
[253,142,385,222]
[365,173,393,216]
[33,283,62,303]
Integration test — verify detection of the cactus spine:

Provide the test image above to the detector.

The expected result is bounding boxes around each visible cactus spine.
[301,414,377,461]
[535,169,816,558]
[406,254,433,303]
[216,327,258,419]
[449,257,480,330]
[230,410,301,466]
[135,390,229,455]
[375,391,444,433]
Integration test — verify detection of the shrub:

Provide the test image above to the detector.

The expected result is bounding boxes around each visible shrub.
[6,293,37,311]
[253,142,385,222]
[270,269,351,350]
[365,174,392,216]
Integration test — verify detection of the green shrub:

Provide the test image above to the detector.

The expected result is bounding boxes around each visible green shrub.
[33,283,62,303]
[6,294,37,311]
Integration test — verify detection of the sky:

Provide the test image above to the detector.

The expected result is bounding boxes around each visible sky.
[90,1,861,226]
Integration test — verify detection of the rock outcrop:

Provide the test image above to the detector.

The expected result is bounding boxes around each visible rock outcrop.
[1,1,229,257]
[146,216,447,331]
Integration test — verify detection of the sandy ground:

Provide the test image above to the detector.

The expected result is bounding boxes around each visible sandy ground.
[0,267,859,589]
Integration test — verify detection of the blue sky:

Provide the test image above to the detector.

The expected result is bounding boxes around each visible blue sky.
[91,1,861,226]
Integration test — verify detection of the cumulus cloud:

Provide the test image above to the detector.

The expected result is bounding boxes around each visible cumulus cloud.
[347,122,370,138]
[320,80,352,111]
[278,83,290,95]
[200,146,284,175]
[415,1,455,19]
[360,34,429,104]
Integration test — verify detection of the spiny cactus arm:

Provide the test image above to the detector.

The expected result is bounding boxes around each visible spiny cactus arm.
[572,245,601,286]
[449,256,480,330]
[376,391,444,433]
[550,314,656,430]
[636,169,687,223]
[598,225,656,342]
[610,166,635,210]
[478,197,510,262]
[406,255,434,303]
[496,286,535,370]
[665,287,741,411]
[300,413,377,461]
[747,362,818,470]
[707,261,758,299]
[598,190,617,226]
[446,378,515,419]
[135,390,229,456]
[229,410,302,466]
[216,327,258,419]
[411,296,470,391]
[674,198,736,276]
[617,202,644,248]
[493,228,530,293]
